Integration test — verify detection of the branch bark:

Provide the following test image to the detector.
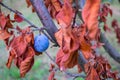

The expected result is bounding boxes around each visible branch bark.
[100,33,120,63]
[30,0,58,45]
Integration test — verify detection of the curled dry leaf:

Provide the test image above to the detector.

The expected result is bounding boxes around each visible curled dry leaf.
[5,27,37,77]
[9,35,28,57]
[20,47,34,77]
[48,71,55,80]
[112,19,120,43]
[48,64,55,80]
[6,49,16,69]
[25,0,35,12]
[56,0,74,28]
[73,25,94,59]
[0,13,7,29]
[82,0,100,40]
[84,56,119,80]
[51,0,62,12]
[44,0,62,18]
[86,68,100,80]
[55,27,79,69]
[14,13,23,23]
[0,30,11,40]
[99,3,112,31]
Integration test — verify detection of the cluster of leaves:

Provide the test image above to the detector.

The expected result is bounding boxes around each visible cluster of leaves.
[43,0,120,80]
[112,19,120,43]
[99,3,112,31]
[0,0,120,80]
[0,12,42,77]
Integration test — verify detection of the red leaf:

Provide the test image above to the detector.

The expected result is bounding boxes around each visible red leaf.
[0,13,7,29]
[55,27,79,69]
[6,49,16,69]
[73,25,94,59]
[48,71,55,80]
[0,30,11,40]
[26,0,31,8]
[86,67,100,80]
[14,13,23,23]
[103,24,111,32]
[56,0,74,27]
[51,0,62,12]
[20,47,35,77]
[82,0,100,40]
[10,35,28,57]
[25,0,35,12]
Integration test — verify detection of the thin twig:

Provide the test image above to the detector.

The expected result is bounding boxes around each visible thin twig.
[0,2,39,29]
[0,2,55,43]
[44,51,86,78]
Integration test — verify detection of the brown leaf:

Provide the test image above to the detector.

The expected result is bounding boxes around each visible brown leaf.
[10,35,28,57]
[73,26,94,59]
[56,0,74,28]
[44,0,61,18]
[5,14,13,29]
[111,20,120,43]
[9,27,33,57]
[49,64,55,72]
[86,67,100,80]
[82,0,100,40]
[26,0,31,8]
[48,71,55,80]
[0,30,11,40]
[0,13,7,29]
[55,27,79,69]
[6,49,16,69]
[25,0,35,12]
[20,47,34,77]
[14,13,23,23]
[51,0,62,12]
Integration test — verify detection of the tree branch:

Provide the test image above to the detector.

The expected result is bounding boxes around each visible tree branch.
[30,0,58,45]
[78,50,87,71]
[100,33,120,63]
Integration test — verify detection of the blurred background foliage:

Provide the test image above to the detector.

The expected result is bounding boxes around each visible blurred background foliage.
[0,0,120,80]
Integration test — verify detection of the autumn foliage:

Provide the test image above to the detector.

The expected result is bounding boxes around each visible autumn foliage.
[0,0,120,80]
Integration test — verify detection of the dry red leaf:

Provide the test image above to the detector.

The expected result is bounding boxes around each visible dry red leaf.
[20,47,34,77]
[5,14,13,29]
[49,64,55,72]
[44,0,62,18]
[5,27,37,77]
[86,67,100,80]
[112,19,120,43]
[25,0,35,12]
[99,3,112,31]
[56,0,74,28]
[72,25,94,59]
[0,13,7,29]
[55,27,79,69]
[84,56,119,80]
[82,0,100,40]
[0,30,11,40]
[9,35,28,57]
[26,0,31,8]
[48,71,55,80]
[51,0,62,12]
[48,63,56,80]
[6,49,16,69]
[14,13,23,23]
